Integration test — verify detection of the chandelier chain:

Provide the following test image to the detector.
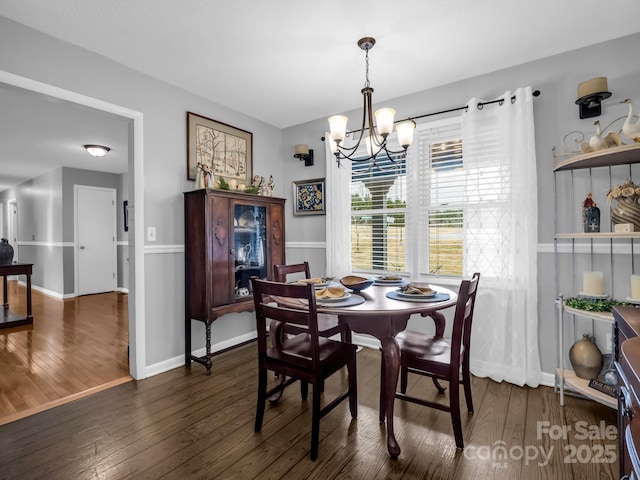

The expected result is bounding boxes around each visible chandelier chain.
[364,47,370,89]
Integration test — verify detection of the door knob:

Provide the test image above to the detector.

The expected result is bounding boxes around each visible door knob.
[79,245,86,250]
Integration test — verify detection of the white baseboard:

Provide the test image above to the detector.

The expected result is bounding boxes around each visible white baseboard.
[141,329,557,390]
[144,331,259,377]
[19,282,70,299]
[18,281,128,300]
[540,371,555,388]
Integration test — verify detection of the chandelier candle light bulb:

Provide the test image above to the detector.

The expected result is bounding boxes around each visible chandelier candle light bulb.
[328,116,348,143]
[374,108,395,136]
[583,271,604,296]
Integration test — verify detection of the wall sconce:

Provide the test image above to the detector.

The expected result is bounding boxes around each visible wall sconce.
[84,144,111,157]
[294,144,314,166]
[575,77,611,119]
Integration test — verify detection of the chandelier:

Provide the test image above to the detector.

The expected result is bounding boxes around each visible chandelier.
[328,37,415,167]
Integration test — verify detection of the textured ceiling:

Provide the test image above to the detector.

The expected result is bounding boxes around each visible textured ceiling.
[2,0,640,129]
[1,1,640,191]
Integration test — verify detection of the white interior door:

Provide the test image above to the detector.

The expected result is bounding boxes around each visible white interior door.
[76,186,117,295]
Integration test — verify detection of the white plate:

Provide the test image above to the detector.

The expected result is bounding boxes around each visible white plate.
[297,280,328,289]
[315,292,352,303]
[237,211,256,228]
[578,292,609,299]
[626,297,640,305]
[395,289,437,298]
[375,276,406,284]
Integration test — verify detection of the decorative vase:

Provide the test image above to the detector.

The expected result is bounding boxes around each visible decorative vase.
[611,196,640,232]
[0,238,14,264]
[569,334,603,380]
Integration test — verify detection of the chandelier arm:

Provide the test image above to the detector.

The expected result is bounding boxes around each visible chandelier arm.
[335,148,378,163]
[381,143,409,156]
[335,144,403,165]
[334,89,370,157]
[365,89,376,138]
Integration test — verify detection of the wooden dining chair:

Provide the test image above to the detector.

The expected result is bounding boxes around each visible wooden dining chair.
[251,277,358,460]
[388,272,480,450]
[273,262,351,343]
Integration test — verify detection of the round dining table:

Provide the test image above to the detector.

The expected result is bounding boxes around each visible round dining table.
[281,281,458,459]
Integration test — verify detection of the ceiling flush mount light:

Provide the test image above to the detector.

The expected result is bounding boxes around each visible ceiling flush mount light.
[293,144,314,166]
[84,144,111,157]
[328,37,415,168]
[575,77,611,119]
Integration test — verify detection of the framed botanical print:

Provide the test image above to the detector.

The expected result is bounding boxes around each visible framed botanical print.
[187,112,253,185]
[293,178,326,216]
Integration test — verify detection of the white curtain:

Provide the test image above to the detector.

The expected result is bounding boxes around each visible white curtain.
[462,86,542,387]
[324,135,352,278]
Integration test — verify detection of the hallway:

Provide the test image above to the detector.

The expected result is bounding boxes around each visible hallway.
[0,282,131,425]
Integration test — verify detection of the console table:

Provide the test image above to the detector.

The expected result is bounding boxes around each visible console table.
[1,262,34,328]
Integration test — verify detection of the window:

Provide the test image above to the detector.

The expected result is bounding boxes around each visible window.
[349,117,463,278]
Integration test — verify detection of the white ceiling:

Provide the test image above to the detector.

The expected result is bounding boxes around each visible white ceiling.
[2,0,640,190]
[0,82,130,192]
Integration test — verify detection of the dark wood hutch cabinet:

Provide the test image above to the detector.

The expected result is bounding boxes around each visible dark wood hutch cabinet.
[184,189,286,374]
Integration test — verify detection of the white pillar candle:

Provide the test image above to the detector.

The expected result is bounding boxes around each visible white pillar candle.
[227,179,237,190]
[583,271,604,296]
[631,275,640,300]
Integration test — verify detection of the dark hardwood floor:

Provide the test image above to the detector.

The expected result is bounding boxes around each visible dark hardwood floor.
[0,281,131,425]
[0,340,619,479]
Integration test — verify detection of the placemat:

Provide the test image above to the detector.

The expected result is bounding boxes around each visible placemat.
[373,278,410,286]
[386,291,451,303]
[317,295,365,308]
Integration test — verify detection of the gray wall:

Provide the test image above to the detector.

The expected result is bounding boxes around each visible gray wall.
[0,166,127,295]
[282,32,640,375]
[0,16,285,367]
[2,13,639,377]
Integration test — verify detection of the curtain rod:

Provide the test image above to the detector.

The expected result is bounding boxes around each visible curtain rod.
[342,89,541,136]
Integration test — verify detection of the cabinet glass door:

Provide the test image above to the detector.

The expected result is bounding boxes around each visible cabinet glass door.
[234,203,267,299]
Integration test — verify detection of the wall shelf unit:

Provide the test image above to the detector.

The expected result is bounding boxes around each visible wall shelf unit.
[554,143,640,409]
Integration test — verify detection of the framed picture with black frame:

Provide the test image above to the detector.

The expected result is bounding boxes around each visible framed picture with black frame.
[292,178,326,216]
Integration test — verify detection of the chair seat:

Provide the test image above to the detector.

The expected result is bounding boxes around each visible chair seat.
[396,330,465,367]
[269,333,356,371]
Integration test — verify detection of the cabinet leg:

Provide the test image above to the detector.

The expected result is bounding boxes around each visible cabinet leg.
[185,317,192,366]
[205,323,213,375]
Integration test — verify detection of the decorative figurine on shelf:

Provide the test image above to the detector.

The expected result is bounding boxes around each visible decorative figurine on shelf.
[195,162,214,189]
[582,193,595,232]
[587,203,601,232]
[579,120,621,154]
[252,175,261,189]
[258,176,270,196]
[201,163,214,189]
[267,175,275,196]
[195,162,205,189]
[621,99,640,144]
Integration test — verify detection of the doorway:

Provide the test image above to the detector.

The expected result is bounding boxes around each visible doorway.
[8,199,17,262]
[75,185,117,295]
[0,70,145,380]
